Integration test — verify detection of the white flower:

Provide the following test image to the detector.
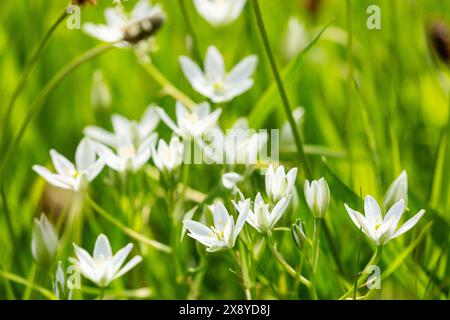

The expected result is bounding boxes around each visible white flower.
[282,17,308,60]
[193,0,247,27]
[85,106,159,173]
[72,234,142,288]
[304,178,330,219]
[32,214,58,268]
[265,165,297,203]
[183,200,249,252]
[33,138,105,191]
[83,0,165,45]
[345,196,425,246]
[234,193,289,234]
[204,118,267,165]
[179,46,257,103]
[383,170,408,212]
[157,101,222,139]
[151,136,184,173]
[221,172,243,190]
[53,261,72,300]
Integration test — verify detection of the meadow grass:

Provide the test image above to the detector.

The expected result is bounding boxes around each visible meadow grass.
[0,0,449,300]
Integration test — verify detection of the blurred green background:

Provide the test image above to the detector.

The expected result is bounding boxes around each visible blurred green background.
[0,0,449,299]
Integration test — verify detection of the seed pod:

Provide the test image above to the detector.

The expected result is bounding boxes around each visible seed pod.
[71,0,97,6]
[427,19,450,66]
[123,15,165,44]
[291,219,307,250]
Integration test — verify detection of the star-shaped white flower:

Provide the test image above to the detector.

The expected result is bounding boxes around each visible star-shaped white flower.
[33,138,105,191]
[183,200,249,252]
[157,101,222,139]
[345,196,425,246]
[85,106,159,173]
[83,0,164,45]
[234,193,289,234]
[71,234,142,288]
[265,165,297,203]
[179,46,257,103]
[193,0,247,27]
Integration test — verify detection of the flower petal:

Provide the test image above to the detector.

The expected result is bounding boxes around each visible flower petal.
[228,55,258,83]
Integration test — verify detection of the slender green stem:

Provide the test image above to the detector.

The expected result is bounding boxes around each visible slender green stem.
[140,60,195,109]
[345,0,354,186]
[85,194,172,254]
[0,8,68,147]
[265,235,311,287]
[22,264,37,300]
[98,287,105,300]
[339,245,384,300]
[251,0,312,178]
[0,43,115,183]
[0,187,15,244]
[177,0,203,64]
[310,218,322,299]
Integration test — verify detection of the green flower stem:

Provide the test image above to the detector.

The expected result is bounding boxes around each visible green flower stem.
[310,218,322,299]
[0,8,68,147]
[98,287,105,300]
[265,235,311,288]
[339,245,384,300]
[0,268,57,300]
[231,248,252,300]
[85,194,172,254]
[0,43,115,183]
[140,60,195,109]
[251,0,312,179]
[177,0,203,64]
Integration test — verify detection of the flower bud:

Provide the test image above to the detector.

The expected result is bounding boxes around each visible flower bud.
[304,178,330,219]
[265,165,297,203]
[291,219,307,250]
[31,214,58,268]
[383,171,408,212]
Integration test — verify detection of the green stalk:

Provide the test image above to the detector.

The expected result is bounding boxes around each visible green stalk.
[0,43,115,183]
[251,0,312,178]
[85,194,172,254]
[339,245,384,300]
[140,60,195,109]
[177,0,203,64]
[265,234,311,287]
[0,8,68,147]
[310,218,322,299]
[345,0,354,185]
